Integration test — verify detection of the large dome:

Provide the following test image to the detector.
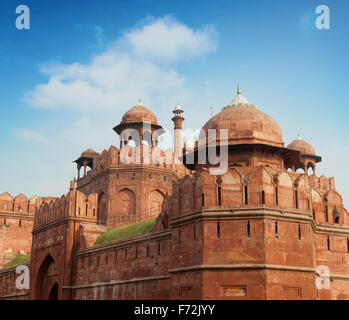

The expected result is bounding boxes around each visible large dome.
[201,89,283,148]
[121,100,158,125]
[287,135,315,155]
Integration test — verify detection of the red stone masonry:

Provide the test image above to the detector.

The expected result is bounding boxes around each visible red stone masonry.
[1,95,348,300]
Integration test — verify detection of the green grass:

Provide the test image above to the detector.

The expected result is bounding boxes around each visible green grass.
[1,254,31,270]
[94,218,157,245]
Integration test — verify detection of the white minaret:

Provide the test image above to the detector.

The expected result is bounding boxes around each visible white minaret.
[171,104,184,162]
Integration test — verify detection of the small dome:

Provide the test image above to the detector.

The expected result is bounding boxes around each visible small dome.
[81,148,97,158]
[287,134,315,155]
[121,100,158,125]
[201,87,283,148]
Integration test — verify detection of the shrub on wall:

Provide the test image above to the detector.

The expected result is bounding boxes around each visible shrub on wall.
[94,218,156,245]
[1,253,31,270]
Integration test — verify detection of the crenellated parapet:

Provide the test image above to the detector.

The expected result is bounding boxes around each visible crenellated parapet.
[0,192,50,215]
[163,166,348,227]
[0,192,44,268]
[76,145,189,187]
[34,190,98,229]
[310,175,336,192]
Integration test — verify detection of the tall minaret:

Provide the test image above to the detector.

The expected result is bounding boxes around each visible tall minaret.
[171,104,184,161]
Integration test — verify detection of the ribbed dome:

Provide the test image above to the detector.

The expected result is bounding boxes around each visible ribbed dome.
[121,100,158,125]
[287,135,315,155]
[201,103,284,148]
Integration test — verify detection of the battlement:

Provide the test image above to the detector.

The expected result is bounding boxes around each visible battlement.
[76,145,189,187]
[34,190,98,229]
[309,175,336,192]
[164,166,348,226]
[0,192,52,215]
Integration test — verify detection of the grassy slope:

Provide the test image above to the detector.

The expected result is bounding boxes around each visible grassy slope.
[94,218,157,245]
[1,254,31,270]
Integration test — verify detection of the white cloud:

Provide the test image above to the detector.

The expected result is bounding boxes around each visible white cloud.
[23,16,217,113]
[7,16,220,198]
[14,129,48,143]
[124,16,218,61]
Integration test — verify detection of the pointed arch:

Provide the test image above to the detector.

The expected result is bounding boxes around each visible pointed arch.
[148,189,165,217]
[97,192,108,225]
[35,254,58,300]
[116,188,136,216]
[48,283,59,300]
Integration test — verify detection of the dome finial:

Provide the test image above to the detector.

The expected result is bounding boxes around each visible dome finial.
[227,83,248,107]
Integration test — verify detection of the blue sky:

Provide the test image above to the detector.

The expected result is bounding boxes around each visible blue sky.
[0,0,348,208]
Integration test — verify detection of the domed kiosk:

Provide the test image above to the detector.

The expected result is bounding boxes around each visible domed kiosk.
[113,100,164,148]
[74,148,98,179]
[287,134,321,174]
[185,85,301,171]
[202,85,283,148]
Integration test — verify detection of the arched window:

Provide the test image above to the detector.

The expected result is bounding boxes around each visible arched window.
[218,186,222,206]
[147,189,164,217]
[217,221,221,240]
[247,220,251,239]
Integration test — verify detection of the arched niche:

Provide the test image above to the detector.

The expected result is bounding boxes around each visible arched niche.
[148,189,165,217]
[35,254,58,300]
[97,192,108,225]
[116,188,136,216]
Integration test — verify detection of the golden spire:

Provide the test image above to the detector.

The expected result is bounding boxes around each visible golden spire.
[237,83,241,95]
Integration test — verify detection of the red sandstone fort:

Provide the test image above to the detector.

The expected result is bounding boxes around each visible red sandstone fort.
[0,85,348,300]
